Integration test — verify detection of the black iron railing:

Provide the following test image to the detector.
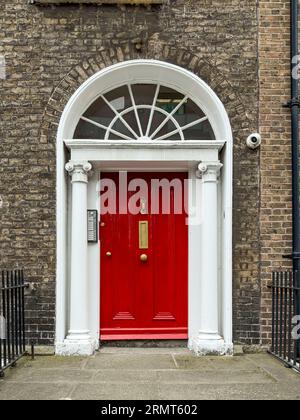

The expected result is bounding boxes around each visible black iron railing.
[268,271,300,372]
[0,270,28,377]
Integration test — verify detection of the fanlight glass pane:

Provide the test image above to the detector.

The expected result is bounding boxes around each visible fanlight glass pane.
[74,118,106,139]
[109,120,133,140]
[132,84,158,106]
[153,115,181,141]
[104,85,130,111]
[156,86,185,114]
[122,111,140,137]
[73,83,215,141]
[138,108,151,135]
[184,119,215,140]
[174,98,206,125]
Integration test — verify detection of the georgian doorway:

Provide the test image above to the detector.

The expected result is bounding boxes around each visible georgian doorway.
[55,60,233,356]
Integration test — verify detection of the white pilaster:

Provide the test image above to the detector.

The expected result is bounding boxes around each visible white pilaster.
[189,161,227,355]
[56,161,97,356]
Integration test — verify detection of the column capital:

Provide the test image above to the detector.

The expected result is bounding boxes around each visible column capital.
[197,161,223,182]
[65,160,92,183]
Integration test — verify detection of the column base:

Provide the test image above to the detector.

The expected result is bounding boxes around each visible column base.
[56,335,98,356]
[188,332,233,356]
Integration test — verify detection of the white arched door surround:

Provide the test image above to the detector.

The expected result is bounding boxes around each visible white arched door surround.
[55,60,233,356]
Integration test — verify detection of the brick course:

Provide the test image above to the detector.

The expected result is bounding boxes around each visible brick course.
[0,0,263,346]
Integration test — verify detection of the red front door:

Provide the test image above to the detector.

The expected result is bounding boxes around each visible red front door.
[100,172,188,340]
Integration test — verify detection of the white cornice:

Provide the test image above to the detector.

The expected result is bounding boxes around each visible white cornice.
[64,139,226,151]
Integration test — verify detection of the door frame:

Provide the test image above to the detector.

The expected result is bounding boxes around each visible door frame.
[60,140,231,355]
[55,60,233,356]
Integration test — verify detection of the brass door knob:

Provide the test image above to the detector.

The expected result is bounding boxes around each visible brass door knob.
[106,252,112,257]
[140,254,148,262]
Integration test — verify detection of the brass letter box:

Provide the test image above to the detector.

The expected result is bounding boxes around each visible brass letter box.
[139,221,149,250]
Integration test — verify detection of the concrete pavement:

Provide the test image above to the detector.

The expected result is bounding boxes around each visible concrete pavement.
[0,348,299,400]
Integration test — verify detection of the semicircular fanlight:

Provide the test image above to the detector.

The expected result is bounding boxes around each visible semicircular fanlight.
[73,83,215,141]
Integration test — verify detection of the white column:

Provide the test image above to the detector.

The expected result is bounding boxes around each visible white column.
[57,160,96,356]
[191,161,226,355]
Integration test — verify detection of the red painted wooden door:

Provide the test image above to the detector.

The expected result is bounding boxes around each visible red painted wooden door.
[100,172,188,340]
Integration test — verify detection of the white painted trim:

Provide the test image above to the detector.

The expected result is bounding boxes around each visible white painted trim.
[65,140,226,151]
[55,60,233,354]
[65,141,225,171]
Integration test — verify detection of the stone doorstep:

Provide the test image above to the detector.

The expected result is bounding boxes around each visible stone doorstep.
[27,344,268,356]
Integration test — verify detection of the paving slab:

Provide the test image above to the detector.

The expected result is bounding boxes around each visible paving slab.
[71,383,160,400]
[0,382,74,400]
[158,384,219,400]
[156,369,276,384]
[22,356,87,369]
[213,384,300,401]
[93,370,158,383]
[158,383,300,401]
[245,354,300,383]
[0,383,23,401]
[173,355,215,370]
[85,353,176,370]
[0,350,299,400]
[207,356,258,371]
[5,368,96,383]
